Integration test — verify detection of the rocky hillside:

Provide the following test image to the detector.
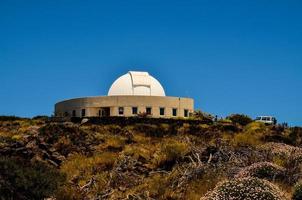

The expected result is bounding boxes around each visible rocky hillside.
[1,115,302,200]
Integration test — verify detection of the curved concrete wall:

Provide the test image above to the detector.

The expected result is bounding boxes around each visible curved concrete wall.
[55,96,194,118]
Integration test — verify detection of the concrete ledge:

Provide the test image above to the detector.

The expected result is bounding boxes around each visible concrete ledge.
[55,95,194,118]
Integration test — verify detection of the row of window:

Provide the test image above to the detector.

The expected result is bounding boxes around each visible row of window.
[118,107,189,117]
[71,109,86,117]
[72,108,189,117]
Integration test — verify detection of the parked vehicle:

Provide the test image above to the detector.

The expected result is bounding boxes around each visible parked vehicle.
[255,116,277,125]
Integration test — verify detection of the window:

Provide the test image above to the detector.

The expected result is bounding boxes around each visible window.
[100,107,110,117]
[72,110,76,117]
[184,109,189,117]
[132,107,138,115]
[118,107,124,115]
[81,109,86,117]
[160,107,165,116]
[172,108,177,116]
[146,107,152,115]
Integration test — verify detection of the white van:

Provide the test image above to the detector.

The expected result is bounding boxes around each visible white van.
[255,116,277,125]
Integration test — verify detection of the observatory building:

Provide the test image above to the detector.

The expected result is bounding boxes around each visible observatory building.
[55,71,194,118]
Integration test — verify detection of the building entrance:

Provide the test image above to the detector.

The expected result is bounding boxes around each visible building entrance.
[99,107,110,117]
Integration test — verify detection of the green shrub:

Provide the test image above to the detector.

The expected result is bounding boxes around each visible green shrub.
[0,156,65,200]
[227,114,253,126]
[0,116,27,121]
[32,115,49,121]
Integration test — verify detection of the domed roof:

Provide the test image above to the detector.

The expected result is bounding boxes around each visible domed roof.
[108,71,166,96]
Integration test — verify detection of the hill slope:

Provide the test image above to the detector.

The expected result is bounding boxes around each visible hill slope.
[0,116,302,199]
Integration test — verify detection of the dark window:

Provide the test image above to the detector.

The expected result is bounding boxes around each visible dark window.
[184,109,189,117]
[100,107,110,117]
[146,107,152,115]
[172,108,177,116]
[118,107,124,115]
[81,109,86,117]
[132,107,138,115]
[160,107,165,116]
[72,110,76,117]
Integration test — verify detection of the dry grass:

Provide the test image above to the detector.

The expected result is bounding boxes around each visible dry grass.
[1,117,302,199]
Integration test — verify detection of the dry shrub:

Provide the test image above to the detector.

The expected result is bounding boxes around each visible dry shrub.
[235,162,285,181]
[123,144,153,162]
[227,122,267,147]
[97,134,126,152]
[288,127,302,146]
[153,139,189,169]
[127,173,174,199]
[55,186,83,200]
[177,123,191,135]
[244,121,267,134]
[231,132,262,147]
[53,136,73,156]
[0,157,65,200]
[293,182,302,200]
[144,174,169,197]
[104,124,122,135]
[185,167,226,200]
[58,152,117,199]
[201,177,288,200]
[259,143,302,185]
[226,114,252,126]
[134,124,159,136]
[60,152,117,181]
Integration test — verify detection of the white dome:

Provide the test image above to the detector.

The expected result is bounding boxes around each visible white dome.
[108,71,166,96]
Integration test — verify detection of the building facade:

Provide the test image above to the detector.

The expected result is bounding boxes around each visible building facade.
[55,71,194,118]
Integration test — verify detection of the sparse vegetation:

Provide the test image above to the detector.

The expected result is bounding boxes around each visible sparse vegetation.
[226,114,253,126]
[201,177,288,200]
[0,116,300,199]
[293,182,302,200]
[0,156,65,200]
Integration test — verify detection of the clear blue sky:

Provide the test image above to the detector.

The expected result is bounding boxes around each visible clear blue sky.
[0,0,301,125]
